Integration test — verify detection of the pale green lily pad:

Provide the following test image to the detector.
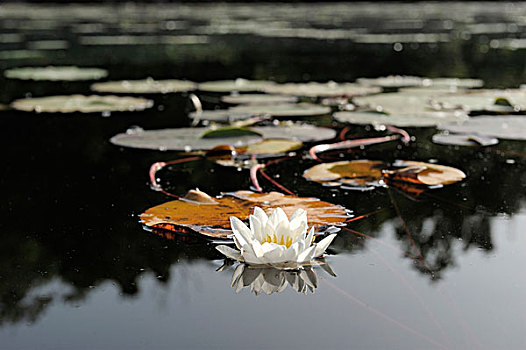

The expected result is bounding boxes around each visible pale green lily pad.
[230,103,331,117]
[5,66,108,81]
[0,50,45,60]
[357,75,425,88]
[438,116,526,141]
[430,78,484,89]
[110,127,262,151]
[91,78,196,94]
[221,94,298,105]
[216,139,303,167]
[79,35,209,46]
[11,95,153,113]
[262,81,381,97]
[251,124,336,142]
[201,127,262,139]
[333,110,468,127]
[429,89,526,112]
[431,133,499,146]
[197,79,276,93]
[353,33,450,44]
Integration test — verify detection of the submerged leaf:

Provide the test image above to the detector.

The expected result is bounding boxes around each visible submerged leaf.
[4,66,108,81]
[11,95,153,113]
[91,78,196,94]
[140,190,350,238]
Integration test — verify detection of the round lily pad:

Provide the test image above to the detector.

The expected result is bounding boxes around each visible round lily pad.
[221,94,298,105]
[11,95,153,113]
[252,124,336,142]
[197,79,276,93]
[91,78,197,94]
[262,82,381,97]
[27,40,69,51]
[430,78,484,89]
[4,66,108,81]
[431,133,499,146]
[353,91,437,113]
[429,89,526,112]
[438,116,526,141]
[230,103,332,118]
[333,110,468,127]
[110,127,262,151]
[356,75,425,89]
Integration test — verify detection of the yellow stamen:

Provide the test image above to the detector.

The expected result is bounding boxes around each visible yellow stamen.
[262,234,293,248]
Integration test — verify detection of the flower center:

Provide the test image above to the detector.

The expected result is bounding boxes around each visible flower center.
[262,234,293,248]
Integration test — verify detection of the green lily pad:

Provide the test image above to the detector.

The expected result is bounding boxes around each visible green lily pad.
[11,95,153,113]
[356,75,425,88]
[333,110,468,127]
[229,103,332,117]
[110,127,262,151]
[197,79,276,93]
[91,78,197,94]
[27,40,69,51]
[429,89,526,112]
[353,33,450,44]
[221,94,298,105]
[262,81,381,97]
[251,124,336,142]
[438,116,526,141]
[4,66,108,81]
[431,133,499,146]
[0,50,45,60]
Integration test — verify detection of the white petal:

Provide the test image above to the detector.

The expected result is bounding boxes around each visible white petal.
[304,227,315,247]
[216,245,243,262]
[289,208,307,223]
[313,234,337,257]
[289,221,307,241]
[249,214,264,241]
[261,243,287,264]
[252,206,269,227]
[264,220,276,240]
[296,244,316,263]
[269,207,288,228]
[274,220,291,241]
[230,216,253,246]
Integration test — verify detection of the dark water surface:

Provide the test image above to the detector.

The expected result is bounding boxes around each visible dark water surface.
[1,2,525,349]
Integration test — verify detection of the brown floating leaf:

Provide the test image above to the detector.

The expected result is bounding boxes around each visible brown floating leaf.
[383,160,466,186]
[303,160,386,188]
[303,160,466,189]
[140,189,350,239]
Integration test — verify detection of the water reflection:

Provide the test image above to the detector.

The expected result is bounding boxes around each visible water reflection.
[221,261,335,295]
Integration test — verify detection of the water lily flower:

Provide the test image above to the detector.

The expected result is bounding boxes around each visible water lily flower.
[216,207,337,267]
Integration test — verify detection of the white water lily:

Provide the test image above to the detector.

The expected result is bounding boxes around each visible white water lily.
[216,207,337,267]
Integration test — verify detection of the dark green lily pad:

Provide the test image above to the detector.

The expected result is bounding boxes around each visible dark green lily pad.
[5,66,108,81]
[438,116,526,141]
[11,95,153,113]
[262,82,381,97]
[221,94,298,105]
[431,133,499,146]
[91,78,197,94]
[110,127,263,151]
[27,40,69,51]
[197,79,276,93]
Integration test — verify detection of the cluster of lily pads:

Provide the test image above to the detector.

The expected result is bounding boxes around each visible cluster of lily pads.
[5,65,525,294]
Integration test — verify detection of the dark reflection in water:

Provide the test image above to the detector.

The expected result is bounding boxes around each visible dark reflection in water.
[0,2,525,348]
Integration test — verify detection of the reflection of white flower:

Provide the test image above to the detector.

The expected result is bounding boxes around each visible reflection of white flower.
[216,207,337,267]
[230,264,319,295]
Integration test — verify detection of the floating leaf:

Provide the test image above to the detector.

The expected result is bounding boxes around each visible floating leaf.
[27,40,69,51]
[189,109,255,122]
[251,124,336,142]
[201,127,262,139]
[91,78,196,94]
[239,139,302,155]
[383,160,466,186]
[357,75,425,89]
[333,110,467,127]
[303,160,386,188]
[4,66,108,81]
[229,103,332,117]
[430,89,526,112]
[221,94,298,105]
[431,133,499,146]
[140,189,350,238]
[197,79,276,93]
[11,95,153,113]
[262,82,381,97]
[438,116,526,141]
[110,127,262,151]
[303,160,465,188]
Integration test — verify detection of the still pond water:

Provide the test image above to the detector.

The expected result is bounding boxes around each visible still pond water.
[0,2,525,349]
